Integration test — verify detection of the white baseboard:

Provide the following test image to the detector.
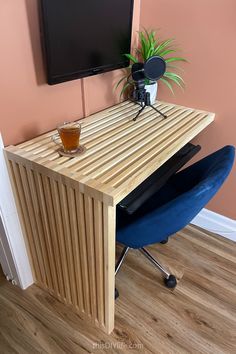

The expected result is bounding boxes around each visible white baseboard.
[191,208,236,242]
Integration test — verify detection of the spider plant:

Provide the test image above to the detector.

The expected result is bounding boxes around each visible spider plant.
[116,29,187,96]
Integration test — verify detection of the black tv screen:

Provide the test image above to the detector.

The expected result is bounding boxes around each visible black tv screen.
[40,0,134,85]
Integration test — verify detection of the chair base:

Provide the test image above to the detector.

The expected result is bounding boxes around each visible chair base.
[115,288,119,300]
[160,237,169,244]
[115,245,177,299]
[164,274,177,288]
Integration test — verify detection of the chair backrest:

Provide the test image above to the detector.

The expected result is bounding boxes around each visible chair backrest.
[153,145,235,234]
[172,145,235,193]
[116,146,235,248]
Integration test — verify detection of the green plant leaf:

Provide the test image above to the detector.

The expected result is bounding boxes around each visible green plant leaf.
[120,82,132,99]
[164,72,185,83]
[165,57,187,63]
[145,29,157,49]
[154,38,175,56]
[140,29,157,60]
[144,78,151,85]
[124,53,138,63]
[114,75,127,90]
[166,64,185,72]
[139,31,149,60]
[158,49,176,58]
[163,72,185,90]
[159,78,174,94]
[147,46,155,59]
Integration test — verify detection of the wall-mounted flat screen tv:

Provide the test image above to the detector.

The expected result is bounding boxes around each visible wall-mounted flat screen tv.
[40,0,134,85]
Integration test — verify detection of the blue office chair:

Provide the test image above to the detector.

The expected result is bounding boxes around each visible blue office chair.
[115,146,235,293]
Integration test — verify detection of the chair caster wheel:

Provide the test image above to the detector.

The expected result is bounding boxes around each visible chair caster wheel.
[160,238,169,244]
[164,275,177,288]
[115,288,119,300]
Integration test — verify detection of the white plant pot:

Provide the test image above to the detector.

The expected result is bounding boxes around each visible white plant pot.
[145,82,158,104]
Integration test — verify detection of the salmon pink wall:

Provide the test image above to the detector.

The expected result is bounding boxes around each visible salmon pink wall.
[1,0,235,219]
[0,0,140,145]
[141,0,236,219]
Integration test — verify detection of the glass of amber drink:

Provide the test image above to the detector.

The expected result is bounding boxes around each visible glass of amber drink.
[53,122,81,153]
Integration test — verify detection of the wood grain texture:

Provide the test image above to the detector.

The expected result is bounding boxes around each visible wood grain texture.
[5,100,214,204]
[4,100,214,334]
[0,225,236,354]
[6,160,114,333]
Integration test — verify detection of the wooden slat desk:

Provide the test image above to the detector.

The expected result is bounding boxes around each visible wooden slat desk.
[4,101,214,334]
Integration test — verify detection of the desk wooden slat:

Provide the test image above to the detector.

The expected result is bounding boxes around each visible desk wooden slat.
[4,100,214,333]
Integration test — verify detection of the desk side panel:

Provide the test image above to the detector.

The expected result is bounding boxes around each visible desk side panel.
[5,152,115,333]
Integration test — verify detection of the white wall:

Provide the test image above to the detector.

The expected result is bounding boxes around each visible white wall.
[0,134,33,289]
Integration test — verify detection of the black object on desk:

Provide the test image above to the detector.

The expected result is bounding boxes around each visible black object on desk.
[118,143,201,215]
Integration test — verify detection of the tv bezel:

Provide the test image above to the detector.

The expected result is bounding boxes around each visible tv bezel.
[40,0,134,85]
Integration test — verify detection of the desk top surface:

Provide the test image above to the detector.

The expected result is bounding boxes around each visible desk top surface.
[6,101,214,204]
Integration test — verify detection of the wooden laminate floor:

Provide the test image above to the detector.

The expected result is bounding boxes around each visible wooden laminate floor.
[0,225,236,354]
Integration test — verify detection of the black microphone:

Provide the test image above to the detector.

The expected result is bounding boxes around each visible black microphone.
[130,56,167,121]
